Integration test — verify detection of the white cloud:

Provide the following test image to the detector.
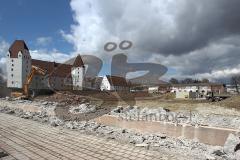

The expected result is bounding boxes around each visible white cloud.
[195,67,240,80]
[36,37,52,46]
[0,40,9,78]
[61,0,180,58]
[60,0,109,55]
[146,35,240,82]
[30,49,71,63]
[60,0,240,82]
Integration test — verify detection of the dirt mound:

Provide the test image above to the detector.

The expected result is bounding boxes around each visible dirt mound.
[0,83,10,98]
[217,95,240,109]
[160,92,175,99]
[35,91,89,105]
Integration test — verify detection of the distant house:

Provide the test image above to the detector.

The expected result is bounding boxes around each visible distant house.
[171,83,225,94]
[170,83,226,99]
[100,75,129,91]
[148,86,159,93]
[226,84,240,94]
[148,83,171,94]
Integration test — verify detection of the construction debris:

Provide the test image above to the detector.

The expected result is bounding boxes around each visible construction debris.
[1,97,240,159]
[223,134,240,155]
[69,103,96,114]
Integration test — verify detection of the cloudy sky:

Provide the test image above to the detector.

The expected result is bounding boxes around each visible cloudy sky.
[1,0,240,82]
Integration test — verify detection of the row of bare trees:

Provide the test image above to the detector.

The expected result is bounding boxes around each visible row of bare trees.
[169,76,240,94]
[169,78,210,84]
[231,76,240,94]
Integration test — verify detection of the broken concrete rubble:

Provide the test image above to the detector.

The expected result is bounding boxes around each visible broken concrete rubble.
[1,98,239,159]
[210,146,225,156]
[69,103,96,114]
[224,133,240,156]
[205,154,216,160]
[135,143,150,149]
[49,116,64,127]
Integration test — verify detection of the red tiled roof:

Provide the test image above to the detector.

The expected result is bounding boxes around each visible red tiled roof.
[106,75,128,86]
[32,59,72,78]
[9,40,29,58]
[73,55,84,67]
[64,54,84,67]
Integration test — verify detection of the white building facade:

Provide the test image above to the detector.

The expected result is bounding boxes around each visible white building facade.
[7,40,85,92]
[7,40,31,89]
[170,83,225,99]
[100,75,129,91]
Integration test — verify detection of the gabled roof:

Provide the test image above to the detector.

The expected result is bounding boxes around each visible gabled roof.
[32,54,85,77]
[64,54,84,67]
[73,55,84,67]
[106,75,128,86]
[9,40,29,58]
[32,59,72,78]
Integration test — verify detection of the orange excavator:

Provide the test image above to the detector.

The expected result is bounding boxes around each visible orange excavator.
[11,65,46,99]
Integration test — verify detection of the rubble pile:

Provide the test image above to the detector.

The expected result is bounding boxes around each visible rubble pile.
[35,92,89,106]
[1,98,240,159]
[222,134,240,159]
[69,103,96,114]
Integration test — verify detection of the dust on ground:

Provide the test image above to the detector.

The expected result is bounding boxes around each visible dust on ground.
[34,91,240,117]
[216,95,240,110]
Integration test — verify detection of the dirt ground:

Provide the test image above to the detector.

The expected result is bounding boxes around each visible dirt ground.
[34,91,240,118]
[216,95,240,109]
[1,92,240,159]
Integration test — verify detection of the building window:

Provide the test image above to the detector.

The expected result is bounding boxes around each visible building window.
[12,81,14,84]
[11,59,14,62]
[11,68,13,71]
[7,54,10,57]
[12,64,14,66]
[11,74,13,77]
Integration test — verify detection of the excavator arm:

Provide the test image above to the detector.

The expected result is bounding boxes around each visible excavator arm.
[23,65,46,97]
[11,65,46,99]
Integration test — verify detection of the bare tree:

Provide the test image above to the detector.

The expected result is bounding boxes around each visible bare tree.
[181,78,194,84]
[169,78,179,84]
[201,78,210,83]
[231,76,240,94]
